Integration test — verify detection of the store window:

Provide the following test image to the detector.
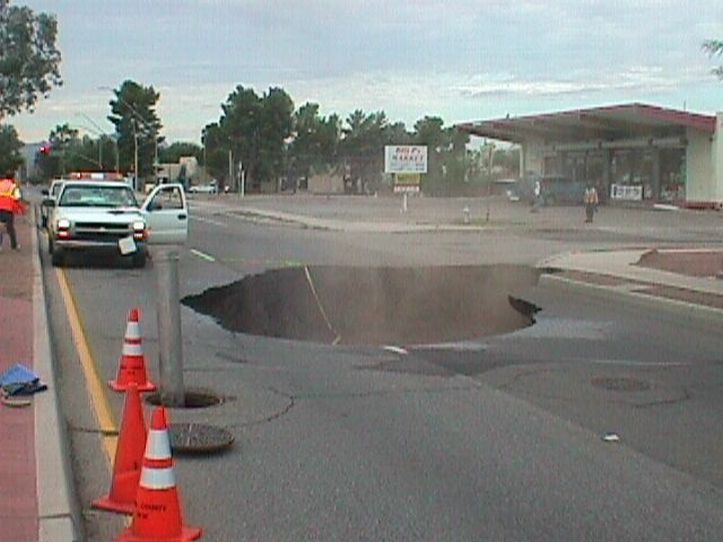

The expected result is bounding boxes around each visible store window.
[660,149,685,202]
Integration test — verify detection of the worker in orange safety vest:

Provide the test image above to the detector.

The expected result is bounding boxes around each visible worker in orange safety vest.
[0,175,26,250]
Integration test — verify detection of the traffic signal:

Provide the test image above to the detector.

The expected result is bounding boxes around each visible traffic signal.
[39,143,52,155]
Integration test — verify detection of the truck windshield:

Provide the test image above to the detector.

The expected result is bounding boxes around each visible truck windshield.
[58,185,139,208]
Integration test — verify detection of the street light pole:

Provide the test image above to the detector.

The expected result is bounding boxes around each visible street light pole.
[485,141,496,223]
[228,149,233,190]
[134,121,139,191]
[74,113,114,171]
[114,137,119,173]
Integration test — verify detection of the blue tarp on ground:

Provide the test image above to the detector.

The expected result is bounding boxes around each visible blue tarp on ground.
[0,363,47,396]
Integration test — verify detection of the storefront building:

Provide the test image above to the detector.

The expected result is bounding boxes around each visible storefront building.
[458,103,722,206]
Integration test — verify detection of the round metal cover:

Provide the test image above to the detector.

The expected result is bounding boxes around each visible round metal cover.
[169,423,234,454]
[145,389,223,409]
[591,376,650,392]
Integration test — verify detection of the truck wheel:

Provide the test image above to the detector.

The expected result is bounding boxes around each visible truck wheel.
[132,251,147,268]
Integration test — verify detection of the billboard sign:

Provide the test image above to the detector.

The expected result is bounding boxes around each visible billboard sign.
[385,145,428,174]
[393,174,421,193]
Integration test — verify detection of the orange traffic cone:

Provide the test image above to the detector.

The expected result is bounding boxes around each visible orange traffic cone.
[93,383,147,514]
[109,309,156,392]
[117,407,202,542]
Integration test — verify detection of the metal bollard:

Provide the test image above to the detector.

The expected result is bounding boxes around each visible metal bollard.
[155,248,186,407]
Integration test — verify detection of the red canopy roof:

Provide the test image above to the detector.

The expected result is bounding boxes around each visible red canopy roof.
[458,103,716,143]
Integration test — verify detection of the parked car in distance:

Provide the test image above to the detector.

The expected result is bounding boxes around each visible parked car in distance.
[493,178,520,201]
[189,181,218,194]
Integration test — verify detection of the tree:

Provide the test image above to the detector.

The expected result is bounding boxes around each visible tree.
[0,0,62,119]
[107,80,162,178]
[289,102,340,182]
[702,39,723,79]
[386,121,412,146]
[160,142,202,164]
[413,116,449,191]
[212,85,294,191]
[0,123,22,174]
[35,124,118,179]
[201,122,229,184]
[257,87,294,187]
[35,123,78,178]
[414,116,447,152]
[219,85,262,189]
[340,110,390,191]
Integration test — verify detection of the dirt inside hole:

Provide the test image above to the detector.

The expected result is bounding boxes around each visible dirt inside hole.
[182,265,540,346]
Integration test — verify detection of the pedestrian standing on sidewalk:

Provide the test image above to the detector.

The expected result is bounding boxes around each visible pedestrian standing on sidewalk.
[530,179,542,213]
[584,183,599,223]
[0,174,26,250]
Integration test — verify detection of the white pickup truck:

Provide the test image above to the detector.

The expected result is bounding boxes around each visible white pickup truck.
[46,181,188,268]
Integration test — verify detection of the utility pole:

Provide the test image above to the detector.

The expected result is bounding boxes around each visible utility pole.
[114,137,119,173]
[485,141,495,223]
[134,120,139,191]
[203,141,208,183]
[228,149,233,191]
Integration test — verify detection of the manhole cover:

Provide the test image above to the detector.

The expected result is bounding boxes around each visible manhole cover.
[145,389,223,409]
[169,423,234,454]
[591,376,650,392]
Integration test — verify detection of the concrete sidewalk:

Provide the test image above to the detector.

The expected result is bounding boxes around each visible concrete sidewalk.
[0,210,77,542]
[539,248,723,319]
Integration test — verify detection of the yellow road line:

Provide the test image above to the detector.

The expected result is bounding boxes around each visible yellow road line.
[55,268,118,464]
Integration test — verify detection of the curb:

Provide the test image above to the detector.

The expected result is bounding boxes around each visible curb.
[228,207,488,233]
[539,272,723,331]
[31,212,80,541]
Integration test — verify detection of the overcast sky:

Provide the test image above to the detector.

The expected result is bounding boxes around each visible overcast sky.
[9,0,723,144]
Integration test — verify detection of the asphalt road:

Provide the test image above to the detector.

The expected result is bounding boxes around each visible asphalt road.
[42,195,723,541]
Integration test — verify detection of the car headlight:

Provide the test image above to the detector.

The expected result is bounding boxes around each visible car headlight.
[57,218,71,229]
[132,221,145,231]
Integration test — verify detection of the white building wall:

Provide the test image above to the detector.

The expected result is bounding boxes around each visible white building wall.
[685,127,715,202]
[713,112,723,202]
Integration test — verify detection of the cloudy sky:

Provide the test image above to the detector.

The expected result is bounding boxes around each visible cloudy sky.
[9,0,723,144]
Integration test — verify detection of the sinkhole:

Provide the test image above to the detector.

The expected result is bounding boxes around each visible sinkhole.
[182,265,541,346]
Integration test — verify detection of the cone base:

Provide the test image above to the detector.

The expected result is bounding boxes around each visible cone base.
[116,526,202,542]
[91,495,135,515]
[108,379,156,393]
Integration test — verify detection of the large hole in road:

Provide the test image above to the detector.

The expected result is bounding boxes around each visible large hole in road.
[182,265,540,346]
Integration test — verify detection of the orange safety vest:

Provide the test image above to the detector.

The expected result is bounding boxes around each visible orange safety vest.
[0,178,25,214]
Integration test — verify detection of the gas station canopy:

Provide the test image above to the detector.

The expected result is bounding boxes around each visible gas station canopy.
[457,103,716,144]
